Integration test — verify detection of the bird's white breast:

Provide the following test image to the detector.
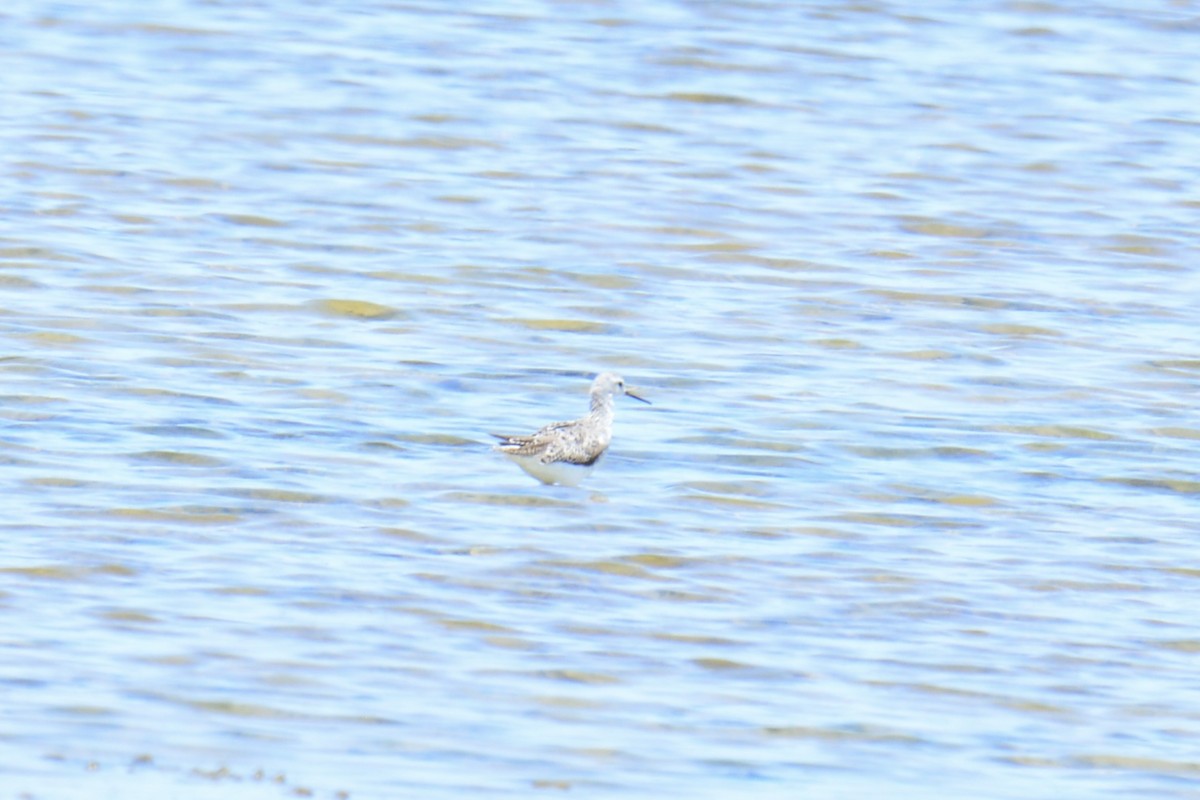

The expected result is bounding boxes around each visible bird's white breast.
[506,454,599,487]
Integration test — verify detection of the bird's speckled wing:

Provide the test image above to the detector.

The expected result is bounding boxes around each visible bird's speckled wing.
[491,419,574,452]
[491,417,608,466]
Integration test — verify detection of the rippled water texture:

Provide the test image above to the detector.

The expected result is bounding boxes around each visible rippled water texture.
[3,1,1200,798]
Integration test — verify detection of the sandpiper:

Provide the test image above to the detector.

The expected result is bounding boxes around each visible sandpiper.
[492,372,650,486]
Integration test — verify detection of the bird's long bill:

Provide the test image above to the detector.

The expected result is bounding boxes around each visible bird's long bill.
[626,388,651,404]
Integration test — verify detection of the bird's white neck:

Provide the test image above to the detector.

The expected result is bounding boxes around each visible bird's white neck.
[589,393,616,417]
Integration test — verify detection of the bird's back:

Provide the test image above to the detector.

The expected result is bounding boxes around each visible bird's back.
[493,413,609,466]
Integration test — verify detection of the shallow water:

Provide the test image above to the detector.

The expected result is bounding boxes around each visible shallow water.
[3,1,1200,798]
